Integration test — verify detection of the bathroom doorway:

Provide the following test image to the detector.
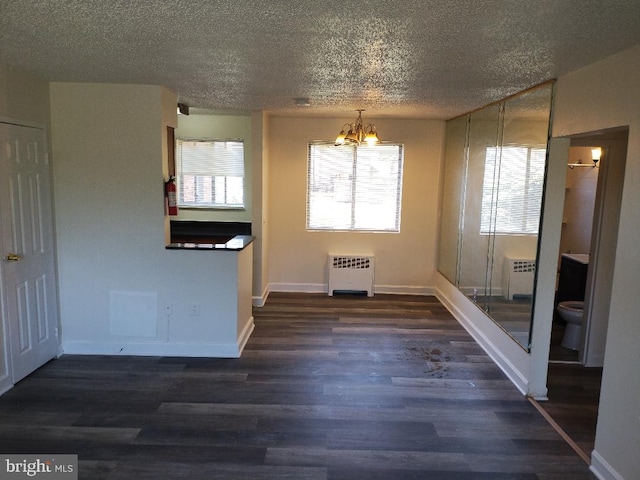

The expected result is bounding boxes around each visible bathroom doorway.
[550,145,599,363]
[550,128,628,366]
[542,127,628,461]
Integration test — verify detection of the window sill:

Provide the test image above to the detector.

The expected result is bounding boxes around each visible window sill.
[179,206,246,211]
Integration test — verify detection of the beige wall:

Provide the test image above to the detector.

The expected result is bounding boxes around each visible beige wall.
[267,116,444,294]
[251,112,269,303]
[559,147,598,258]
[553,45,640,480]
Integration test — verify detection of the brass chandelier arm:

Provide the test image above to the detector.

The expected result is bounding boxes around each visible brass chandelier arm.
[335,110,380,146]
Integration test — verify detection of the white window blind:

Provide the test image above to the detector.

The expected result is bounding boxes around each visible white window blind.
[176,139,244,208]
[307,143,404,232]
[481,146,546,234]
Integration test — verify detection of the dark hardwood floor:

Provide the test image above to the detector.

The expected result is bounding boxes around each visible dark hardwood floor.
[536,363,602,461]
[0,292,596,479]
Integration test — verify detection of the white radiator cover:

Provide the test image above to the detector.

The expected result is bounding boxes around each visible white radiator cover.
[328,255,375,296]
[502,258,536,300]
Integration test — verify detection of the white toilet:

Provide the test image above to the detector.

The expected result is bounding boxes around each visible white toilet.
[557,301,584,350]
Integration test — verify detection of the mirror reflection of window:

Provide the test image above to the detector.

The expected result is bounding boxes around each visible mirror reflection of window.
[481,146,546,235]
[436,81,554,351]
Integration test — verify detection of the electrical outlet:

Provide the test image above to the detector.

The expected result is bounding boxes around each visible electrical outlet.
[189,303,200,316]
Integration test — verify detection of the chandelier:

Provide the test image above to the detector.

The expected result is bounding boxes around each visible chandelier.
[335,110,380,146]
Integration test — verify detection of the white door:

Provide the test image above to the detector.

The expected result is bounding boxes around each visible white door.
[0,121,59,384]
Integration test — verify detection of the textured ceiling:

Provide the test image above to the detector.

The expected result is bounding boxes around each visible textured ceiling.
[1,0,639,119]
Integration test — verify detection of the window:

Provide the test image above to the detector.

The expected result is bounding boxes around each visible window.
[481,146,546,234]
[176,139,245,208]
[307,143,404,231]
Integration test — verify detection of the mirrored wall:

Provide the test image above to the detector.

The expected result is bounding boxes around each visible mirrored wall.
[438,82,554,350]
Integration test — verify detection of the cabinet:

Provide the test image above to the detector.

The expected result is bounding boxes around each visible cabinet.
[557,254,589,304]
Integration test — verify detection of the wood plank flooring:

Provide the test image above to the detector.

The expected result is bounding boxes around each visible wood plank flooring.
[0,292,596,479]
[536,363,602,459]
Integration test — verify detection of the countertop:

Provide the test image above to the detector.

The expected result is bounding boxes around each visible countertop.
[166,235,254,251]
[562,253,589,264]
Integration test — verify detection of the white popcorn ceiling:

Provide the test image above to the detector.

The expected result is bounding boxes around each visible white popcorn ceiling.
[1,0,639,119]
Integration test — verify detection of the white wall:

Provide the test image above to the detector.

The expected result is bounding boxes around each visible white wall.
[553,45,640,480]
[267,116,444,294]
[50,83,252,357]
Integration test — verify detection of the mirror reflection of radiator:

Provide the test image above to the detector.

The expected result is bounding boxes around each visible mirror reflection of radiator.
[328,255,374,297]
[502,258,535,300]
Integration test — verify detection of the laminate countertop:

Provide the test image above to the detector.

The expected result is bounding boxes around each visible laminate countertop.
[166,235,254,251]
[561,253,589,264]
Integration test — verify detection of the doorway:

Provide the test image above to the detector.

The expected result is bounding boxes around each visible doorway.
[551,129,627,366]
[543,127,628,461]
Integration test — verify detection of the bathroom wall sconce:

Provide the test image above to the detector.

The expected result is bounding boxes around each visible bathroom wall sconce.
[568,147,601,169]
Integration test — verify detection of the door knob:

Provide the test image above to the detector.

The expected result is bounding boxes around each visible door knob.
[6,253,22,261]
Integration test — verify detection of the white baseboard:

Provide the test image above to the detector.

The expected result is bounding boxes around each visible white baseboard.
[62,316,256,359]
[253,286,270,307]
[237,316,255,355]
[267,282,433,296]
[375,284,434,296]
[590,450,625,480]
[269,282,327,294]
[62,341,242,358]
[436,285,529,396]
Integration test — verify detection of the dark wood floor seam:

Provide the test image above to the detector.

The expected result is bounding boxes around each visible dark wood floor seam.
[529,394,591,465]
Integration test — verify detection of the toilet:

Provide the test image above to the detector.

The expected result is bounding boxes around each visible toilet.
[557,301,584,350]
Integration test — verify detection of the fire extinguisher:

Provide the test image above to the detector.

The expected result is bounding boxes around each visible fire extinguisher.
[165,176,179,216]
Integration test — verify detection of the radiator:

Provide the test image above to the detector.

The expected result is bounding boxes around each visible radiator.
[502,258,536,300]
[328,255,375,297]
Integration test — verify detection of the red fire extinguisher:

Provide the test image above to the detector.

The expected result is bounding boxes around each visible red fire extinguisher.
[165,176,179,216]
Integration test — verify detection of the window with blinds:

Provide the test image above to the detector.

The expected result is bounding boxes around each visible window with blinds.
[481,146,546,235]
[307,143,404,232]
[176,139,245,208]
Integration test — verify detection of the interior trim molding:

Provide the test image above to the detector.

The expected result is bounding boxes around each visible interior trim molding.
[590,450,624,480]
[528,397,591,465]
[252,286,270,307]
[267,282,433,296]
[62,340,244,358]
[435,285,530,396]
[268,282,326,293]
[236,316,255,355]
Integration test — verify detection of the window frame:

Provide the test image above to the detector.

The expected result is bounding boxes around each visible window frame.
[306,142,404,233]
[175,138,246,210]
